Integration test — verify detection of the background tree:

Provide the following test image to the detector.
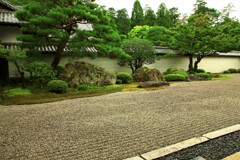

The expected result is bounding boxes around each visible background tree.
[116,8,131,35]
[131,0,144,28]
[146,26,175,46]
[128,25,150,39]
[155,3,180,28]
[119,38,156,73]
[15,0,127,69]
[0,45,27,88]
[143,5,156,26]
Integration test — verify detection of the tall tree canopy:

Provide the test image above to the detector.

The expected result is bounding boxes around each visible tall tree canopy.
[116,8,131,35]
[131,0,144,28]
[143,6,156,26]
[15,0,127,69]
[156,3,180,28]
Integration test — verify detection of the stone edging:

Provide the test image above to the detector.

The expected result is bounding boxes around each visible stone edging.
[124,124,240,160]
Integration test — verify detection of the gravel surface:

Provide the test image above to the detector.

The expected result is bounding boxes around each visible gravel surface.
[156,131,240,160]
[0,74,240,160]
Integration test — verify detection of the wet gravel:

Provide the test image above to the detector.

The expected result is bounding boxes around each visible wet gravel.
[156,131,240,160]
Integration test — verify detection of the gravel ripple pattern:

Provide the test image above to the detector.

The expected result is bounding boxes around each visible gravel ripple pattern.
[0,74,240,160]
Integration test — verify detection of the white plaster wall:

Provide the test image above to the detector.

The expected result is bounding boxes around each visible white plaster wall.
[9,56,240,78]
[0,26,20,42]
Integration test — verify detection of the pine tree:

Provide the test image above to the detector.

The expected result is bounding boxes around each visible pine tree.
[15,0,126,69]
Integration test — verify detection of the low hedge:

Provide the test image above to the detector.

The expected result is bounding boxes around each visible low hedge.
[3,88,32,96]
[196,69,205,73]
[164,74,187,81]
[195,73,212,80]
[47,80,68,94]
[116,72,133,84]
[172,71,189,78]
[228,68,238,73]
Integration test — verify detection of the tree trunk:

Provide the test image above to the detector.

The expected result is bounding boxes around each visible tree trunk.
[194,55,204,72]
[188,54,194,73]
[20,72,25,89]
[51,37,70,70]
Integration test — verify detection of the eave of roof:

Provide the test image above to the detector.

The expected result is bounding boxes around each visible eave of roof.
[0,0,18,11]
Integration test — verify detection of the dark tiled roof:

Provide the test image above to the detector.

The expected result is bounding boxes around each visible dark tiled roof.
[1,42,97,53]
[0,0,18,11]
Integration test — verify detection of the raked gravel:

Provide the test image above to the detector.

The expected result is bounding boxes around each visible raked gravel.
[0,74,240,160]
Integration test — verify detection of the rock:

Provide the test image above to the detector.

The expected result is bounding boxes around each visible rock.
[187,75,207,81]
[138,81,170,88]
[60,61,116,87]
[133,67,163,82]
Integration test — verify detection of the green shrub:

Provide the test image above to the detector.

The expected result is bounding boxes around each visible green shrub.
[163,68,178,75]
[164,74,186,81]
[27,61,56,87]
[55,65,64,77]
[47,80,68,93]
[196,69,205,73]
[223,70,231,74]
[228,68,237,73]
[195,73,212,80]
[238,69,240,73]
[116,72,133,84]
[116,79,122,84]
[77,85,95,91]
[172,71,189,78]
[3,88,31,96]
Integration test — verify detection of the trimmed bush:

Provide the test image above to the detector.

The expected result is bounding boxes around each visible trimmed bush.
[223,70,231,74]
[172,71,189,78]
[77,85,95,91]
[116,79,122,84]
[116,72,133,84]
[196,69,205,73]
[3,88,31,96]
[47,80,68,93]
[164,74,186,81]
[238,69,240,73]
[163,68,178,75]
[228,68,237,73]
[195,73,212,80]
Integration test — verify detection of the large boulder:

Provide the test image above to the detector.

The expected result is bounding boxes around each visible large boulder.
[138,81,170,88]
[60,61,116,87]
[133,67,163,82]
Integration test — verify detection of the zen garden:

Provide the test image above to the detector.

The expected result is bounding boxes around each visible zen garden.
[0,0,239,105]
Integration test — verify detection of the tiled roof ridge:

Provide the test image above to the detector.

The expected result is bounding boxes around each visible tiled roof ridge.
[0,0,18,11]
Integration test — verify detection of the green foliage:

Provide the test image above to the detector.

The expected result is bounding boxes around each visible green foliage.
[119,38,156,73]
[223,70,231,74]
[164,74,187,81]
[15,0,125,69]
[146,26,175,46]
[228,68,238,73]
[163,68,184,75]
[47,80,68,94]
[196,69,206,73]
[195,73,212,80]
[3,88,31,96]
[156,3,180,28]
[55,65,64,77]
[77,85,96,91]
[116,8,131,35]
[116,79,123,84]
[128,25,150,39]
[172,71,189,78]
[131,0,144,28]
[27,61,56,86]
[238,69,240,73]
[144,7,156,26]
[116,72,133,84]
